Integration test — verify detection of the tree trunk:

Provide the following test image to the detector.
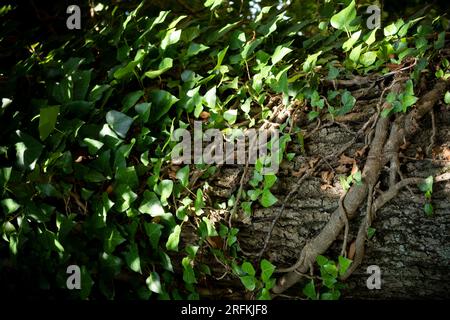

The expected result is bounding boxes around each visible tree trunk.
[196,101,450,299]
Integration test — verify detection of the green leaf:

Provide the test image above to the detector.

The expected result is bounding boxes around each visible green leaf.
[83,138,104,155]
[418,176,433,193]
[316,255,329,267]
[364,28,378,46]
[80,266,93,300]
[122,90,144,112]
[384,22,398,37]
[138,191,165,216]
[144,222,163,249]
[263,174,277,189]
[161,29,182,50]
[104,227,125,254]
[303,280,317,300]
[144,58,173,79]
[195,189,205,216]
[342,30,361,52]
[0,167,12,192]
[349,44,362,63]
[303,51,322,72]
[260,259,275,283]
[338,256,352,276]
[240,275,256,291]
[360,51,377,67]
[424,203,433,217]
[330,0,356,30]
[213,46,229,71]
[186,43,209,58]
[204,86,217,109]
[146,272,162,293]
[182,257,197,284]
[149,90,179,122]
[0,198,20,215]
[260,189,278,207]
[176,165,190,187]
[242,261,256,276]
[444,91,450,104]
[271,45,292,65]
[125,242,142,273]
[258,288,272,300]
[367,227,376,239]
[15,131,43,170]
[224,109,237,125]
[157,180,173,205]
[106,110,133,138]
[166,225,181,251]
[199,217,218,237]
[204,0,224,10]
[39,106,60,140]
[72,69,92,100]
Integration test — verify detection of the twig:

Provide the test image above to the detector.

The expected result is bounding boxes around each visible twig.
[426,109,436,156]
[339,192,349,258]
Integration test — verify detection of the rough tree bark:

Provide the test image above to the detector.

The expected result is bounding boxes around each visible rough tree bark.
[184,78,450,300]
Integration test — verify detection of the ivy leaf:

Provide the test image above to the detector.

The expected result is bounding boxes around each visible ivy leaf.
[224,109,237,125]
[260,189,278,207]
[418,176,433,193]
[15,131,43,170]
[342,30,361,52]
[176,165,190,187]
[303,280,317,300]
[271,45,292,65]
[338,255,352,276]
[144,57,173,79]
[330,0,356,31]
[261,259,275,283]
[444,91,450,104]
[39,106,60,140]
[144,222,163,250]
[149,90,179,122]
[367,227,376,239]
[166,225,181,251]
[182,257,197,284]
[384,22,398,37]
[161,29,181,50]
[122,90,144,112]
[240,275,256,291]
[157,179,173,204]
[242,261,256,276]
[360,51,377,67]
[106,110,133,138]
[349,44,362,63]
[138,191,165,216]
[125,242,142,273]
[424,203,433,217]
[104,227,126,254]
[263,174,277,189]
[303,51,322,72]
[146,272,162,293]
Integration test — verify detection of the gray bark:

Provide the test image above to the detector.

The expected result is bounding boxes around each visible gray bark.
[200,104,450,299]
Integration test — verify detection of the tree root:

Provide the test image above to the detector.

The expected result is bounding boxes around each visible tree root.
[272,78,448,294]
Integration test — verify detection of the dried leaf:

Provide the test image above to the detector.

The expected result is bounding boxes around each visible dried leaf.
[339,154,355,165]
[351,162,359,175]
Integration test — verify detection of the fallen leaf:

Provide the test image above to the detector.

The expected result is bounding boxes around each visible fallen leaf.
[336,164,349,174]
[351,162,359,175]
[339,154,355,165]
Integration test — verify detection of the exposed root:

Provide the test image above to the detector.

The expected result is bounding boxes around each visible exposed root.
[272,78,448,295]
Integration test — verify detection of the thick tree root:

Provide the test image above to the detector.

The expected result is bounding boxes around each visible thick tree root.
[272,78,448,294]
